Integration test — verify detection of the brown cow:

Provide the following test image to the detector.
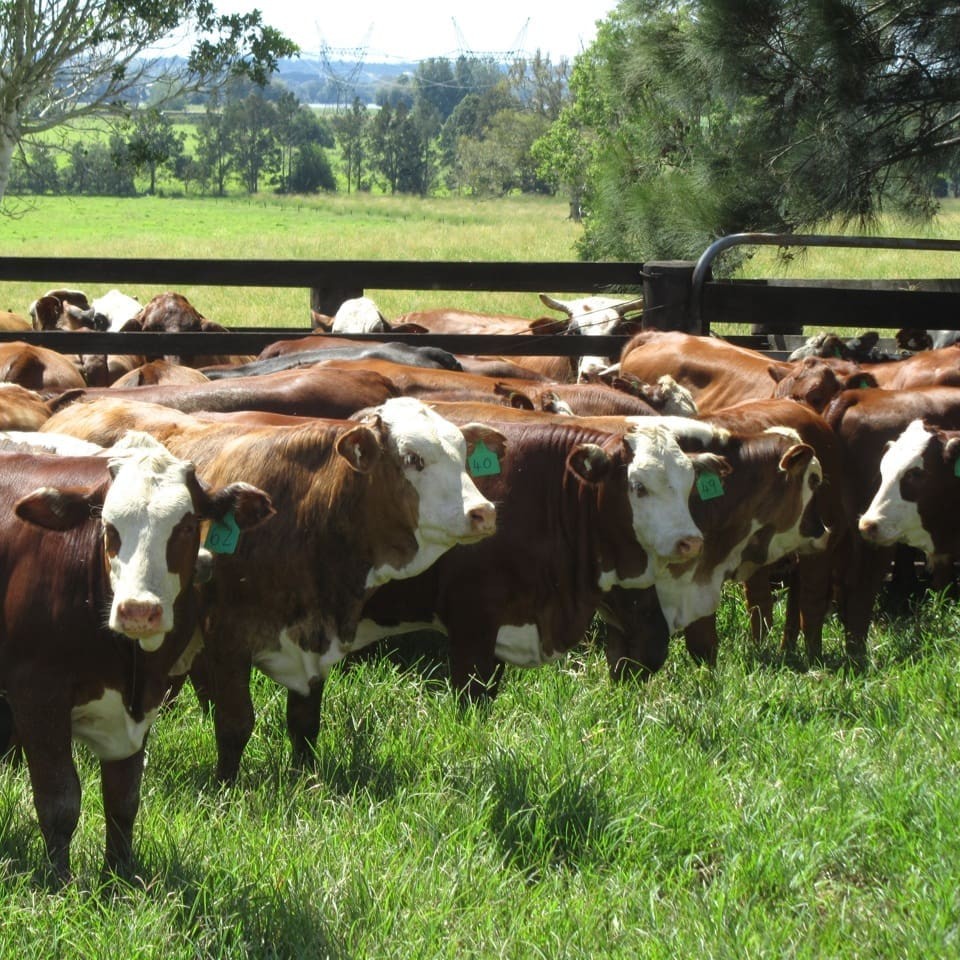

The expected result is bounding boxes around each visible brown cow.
[48,364,401,420]
[0,433,274,880]
[0,383,53,429]
[0,342,86,394]
[824,385,960,659]
[620,330,876,414]
[358,407,713,698]
[41,395,503,782]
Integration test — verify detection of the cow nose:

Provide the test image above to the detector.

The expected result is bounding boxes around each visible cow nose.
[859,518,878,542]
[675,535,703,559]
[116,599,165,636]
[469,502,496,538]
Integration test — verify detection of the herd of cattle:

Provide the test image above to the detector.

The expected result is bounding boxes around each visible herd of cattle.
[0,284,959,882]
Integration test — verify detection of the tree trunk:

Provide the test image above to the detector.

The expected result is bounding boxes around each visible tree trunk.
[0,126,19,206]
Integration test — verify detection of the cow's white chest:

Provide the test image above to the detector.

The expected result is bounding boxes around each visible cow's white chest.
[655,522,762,632]
[598,567,656,591]
[495,623,559,666]
[253,627,342,696]
[71,690,157,762]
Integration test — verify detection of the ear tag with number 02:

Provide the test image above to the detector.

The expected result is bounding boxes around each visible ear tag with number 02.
[468,440,501,477]
[697,472,724,501]
[204,511,241,555]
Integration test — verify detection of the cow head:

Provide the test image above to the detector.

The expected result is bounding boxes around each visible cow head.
[858,419,960,556]
[771,356,877,412]
[538,293,644,381]
[14,431,275,651]
[348,398,502,587]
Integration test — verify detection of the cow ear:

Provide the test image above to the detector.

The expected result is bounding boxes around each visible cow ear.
[311,311,334,332]
[337,424,382,473]
[118,317,143,332]
[205,482,276,530]
[845,371,878,389]
[942,435,960,471]
[200,319,229,333]
[689,452,732,478]
[768,364,789,383]
[460,424,507,463]
[779,443,815,476]
[15,486,99,531]
[567,443,612,484]
[389,322,429,334]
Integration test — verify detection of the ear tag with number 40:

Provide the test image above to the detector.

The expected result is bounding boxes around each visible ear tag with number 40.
[469,441,501,478]
[697,472,724,501]
[204,511,241,555]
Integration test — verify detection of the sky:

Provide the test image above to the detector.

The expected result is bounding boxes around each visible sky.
[212,1,619,63]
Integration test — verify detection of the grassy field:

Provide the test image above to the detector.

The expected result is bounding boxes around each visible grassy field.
[1,192,960,955]
[0,193,583,327]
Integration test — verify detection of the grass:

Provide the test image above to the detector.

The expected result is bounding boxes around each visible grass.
[1,587,959,957]
[0,193,583,327]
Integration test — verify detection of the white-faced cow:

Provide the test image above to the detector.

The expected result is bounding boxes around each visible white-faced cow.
[0,432,274,881]
[41,395,503,781]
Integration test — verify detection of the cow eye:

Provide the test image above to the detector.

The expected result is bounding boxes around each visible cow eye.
[103,522,121,556]
[632,481,648,497]
[403,452,425,471]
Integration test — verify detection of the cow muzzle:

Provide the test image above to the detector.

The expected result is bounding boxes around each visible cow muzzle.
[113,599,168,649]
[466,501,497,540]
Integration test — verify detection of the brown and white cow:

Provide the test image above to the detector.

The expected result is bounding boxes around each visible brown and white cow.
[358,407,712,699]
[858,419,960,559]
[41,395,503,781]
[0,433,274,881]
[824,385,960,659]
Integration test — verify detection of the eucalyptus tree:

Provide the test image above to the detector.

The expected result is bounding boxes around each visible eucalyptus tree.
[0,0,296,204]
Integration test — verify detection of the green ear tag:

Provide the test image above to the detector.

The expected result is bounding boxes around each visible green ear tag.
[468,440,501,477]
[697,472,724,501]
[954,458,960,479]
[858,378,872,389]
[204,511,241,555]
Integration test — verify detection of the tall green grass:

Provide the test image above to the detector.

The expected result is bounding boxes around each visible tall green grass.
[1,588,958,957]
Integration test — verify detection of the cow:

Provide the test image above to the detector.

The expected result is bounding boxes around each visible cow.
[620,330,877,414]
[0,310,31,332]
[860,343,960,390]
[858,419,960,561]
[0,382,54,429]
[824,385,960,659]
[28,289,95,331]
[358,407,714,700]
[40,395,504,782]
[0,342,86,394]
[111,360,211,388]
[0,432,274,881]
[47,364,401,420]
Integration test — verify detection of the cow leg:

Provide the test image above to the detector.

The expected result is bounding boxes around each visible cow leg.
[100,746,146,879]
[789,553,832,666]
[286,684,324,770]
[838,542,894,665]
[20,731,79,883]
[600,587,670,680]
[209,653,255,783]
[684,615,719,666]
[186,648,214,716]
[448,635,504,703]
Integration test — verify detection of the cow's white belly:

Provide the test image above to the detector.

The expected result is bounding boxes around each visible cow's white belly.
[71,690,157,762]
[253,627,340,695]
[495,623,561,667]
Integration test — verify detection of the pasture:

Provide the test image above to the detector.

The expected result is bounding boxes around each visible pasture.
[1,192,960,956]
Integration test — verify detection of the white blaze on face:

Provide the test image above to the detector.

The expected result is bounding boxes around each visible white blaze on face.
[624,421,703,563]
[367,398,496,585]
[542,294,631,382]
[101,434,198,651]
[859,419,935,553]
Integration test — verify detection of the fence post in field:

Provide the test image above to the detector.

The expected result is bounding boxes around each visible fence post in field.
[641,261,701,334]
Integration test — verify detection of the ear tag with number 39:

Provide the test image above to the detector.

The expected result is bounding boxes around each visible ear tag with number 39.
[204,511,241,555]
[697,472,724,501]
[468,440,501,477]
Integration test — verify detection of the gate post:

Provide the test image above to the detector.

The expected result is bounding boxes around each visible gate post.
[641,261,701,333]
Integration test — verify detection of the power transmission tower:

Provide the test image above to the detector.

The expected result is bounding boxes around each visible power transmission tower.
[450,17,531,62]
[317,24,372,111]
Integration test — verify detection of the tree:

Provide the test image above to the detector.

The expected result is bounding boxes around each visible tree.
[195,98,233,195]
[571,0,960,262]
[7,143,60,195]
[124,108,185,194]
[288,143,336,193]
[223,91,278,193]
[0,0,297,205]
[332,98,368,193]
